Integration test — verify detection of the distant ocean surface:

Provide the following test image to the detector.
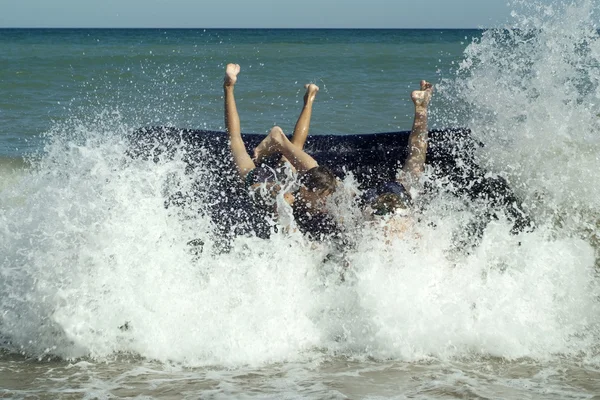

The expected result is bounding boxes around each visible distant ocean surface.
[0,28,474,157]
[3,4,600,398]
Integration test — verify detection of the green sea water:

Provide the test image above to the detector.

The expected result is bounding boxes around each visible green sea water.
[2,20,600,399]
[0,28,475,158]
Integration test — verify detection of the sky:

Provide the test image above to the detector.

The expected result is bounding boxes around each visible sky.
[0,0,514,29]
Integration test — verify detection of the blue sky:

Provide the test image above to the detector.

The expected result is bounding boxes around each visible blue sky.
[1,0,513,28]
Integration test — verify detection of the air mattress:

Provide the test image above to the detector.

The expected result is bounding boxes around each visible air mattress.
[128,127,533,244]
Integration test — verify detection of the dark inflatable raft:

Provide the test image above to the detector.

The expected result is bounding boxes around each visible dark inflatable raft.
[128,127,533,246]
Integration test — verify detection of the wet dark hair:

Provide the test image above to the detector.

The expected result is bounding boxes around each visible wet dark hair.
[361,181,413,215]
[300,166,338,194]
[371,193,410,215]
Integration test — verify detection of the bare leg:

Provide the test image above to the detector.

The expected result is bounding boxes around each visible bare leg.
[224,63,255,180]
[253,83,319,168]
[291,83,319,149]
[254,126,318,174]
[400,80,433,189]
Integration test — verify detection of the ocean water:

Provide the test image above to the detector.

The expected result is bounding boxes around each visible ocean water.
[2,0,600,398]
[0,27,468,157]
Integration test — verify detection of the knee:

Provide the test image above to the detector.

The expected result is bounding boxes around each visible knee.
[269,126,285,139]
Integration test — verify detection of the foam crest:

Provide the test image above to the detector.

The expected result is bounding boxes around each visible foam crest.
[442,0,600,230]
[311,188,599,362]
[2,112,600,367]
[0,115,330,365]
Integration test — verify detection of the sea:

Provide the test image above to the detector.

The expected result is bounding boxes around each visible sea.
[2,0,600,398]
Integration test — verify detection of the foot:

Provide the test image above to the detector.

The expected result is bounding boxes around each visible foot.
[253,126,285,162]
[304,83,319,104]
[411,80,433,109]
[224,63,240,87]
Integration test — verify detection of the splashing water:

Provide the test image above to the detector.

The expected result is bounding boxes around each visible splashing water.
[1,1,600,370]
[441,0,600,235]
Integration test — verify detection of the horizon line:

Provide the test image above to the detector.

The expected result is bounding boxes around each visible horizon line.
[0,26,491,30]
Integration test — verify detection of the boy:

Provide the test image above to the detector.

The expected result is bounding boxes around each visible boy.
[223,63,337,226]
[361,80,433,236]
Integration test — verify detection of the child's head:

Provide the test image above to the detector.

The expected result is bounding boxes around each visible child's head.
[297,166,338,212]
[362,182,412,216]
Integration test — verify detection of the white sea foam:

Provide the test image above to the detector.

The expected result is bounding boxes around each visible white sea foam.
[441,0,600,228]
[1,0,600,369]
